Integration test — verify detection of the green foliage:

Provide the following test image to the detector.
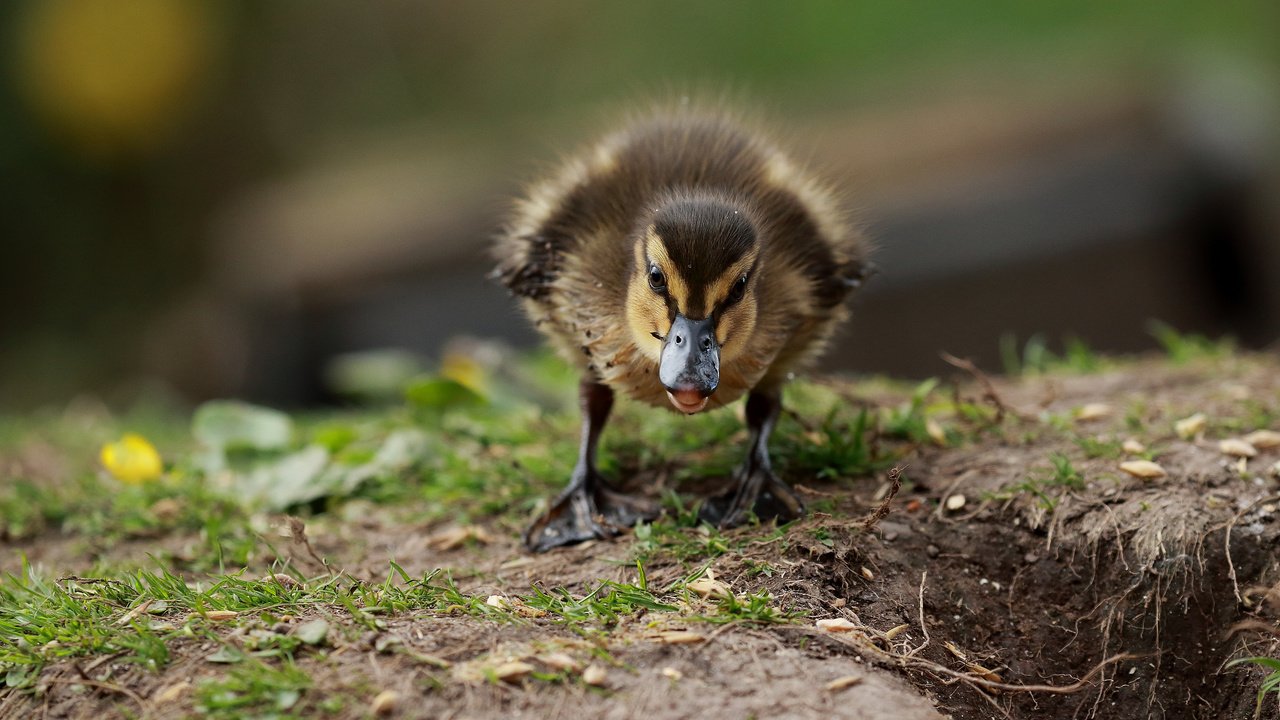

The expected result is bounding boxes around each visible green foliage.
[992,452,1085,510]
[1075,435,1122,459]
[699,589,799,626]
[1226,656,1280,717]
[523,580,679,627]
[194,401,294,455]
[778,405,876,480]
[1148,321,1234,364]
[1000,334,1104,376]
[195,659,312,718]
[880,378,938,442]
[0,562,496,678]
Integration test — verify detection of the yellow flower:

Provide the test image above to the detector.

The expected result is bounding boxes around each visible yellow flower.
[100,433,163,484]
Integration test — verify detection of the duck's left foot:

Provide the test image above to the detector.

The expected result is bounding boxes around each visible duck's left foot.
[699,464,806,528]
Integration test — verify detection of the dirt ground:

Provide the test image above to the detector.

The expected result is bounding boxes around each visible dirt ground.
[4,354,1280,719]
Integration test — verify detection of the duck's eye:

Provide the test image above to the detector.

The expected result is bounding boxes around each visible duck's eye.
[727,274,748,304]
[648,266,667,294]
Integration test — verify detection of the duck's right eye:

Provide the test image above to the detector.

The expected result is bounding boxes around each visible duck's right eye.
[648,266,667,293]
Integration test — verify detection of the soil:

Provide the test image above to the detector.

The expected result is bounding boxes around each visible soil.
[3,355,1280,719]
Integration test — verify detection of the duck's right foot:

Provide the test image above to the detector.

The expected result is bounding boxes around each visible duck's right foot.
[523,474,659,553]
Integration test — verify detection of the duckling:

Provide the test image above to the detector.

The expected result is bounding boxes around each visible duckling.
[494,105,870,552]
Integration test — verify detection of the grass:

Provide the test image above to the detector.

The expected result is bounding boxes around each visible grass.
[1226,656,1280,718]
[6,342,1268,715]
[992,451,1086,511]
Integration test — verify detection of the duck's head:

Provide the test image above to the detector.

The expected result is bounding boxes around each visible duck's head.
[626,194,760,414]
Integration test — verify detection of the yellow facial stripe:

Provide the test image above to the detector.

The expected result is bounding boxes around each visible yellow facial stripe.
[704,250,757,307]
[643,228,690,312]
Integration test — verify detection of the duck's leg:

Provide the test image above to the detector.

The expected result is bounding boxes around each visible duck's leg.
[700,389,806,528]
[524,380,659,552]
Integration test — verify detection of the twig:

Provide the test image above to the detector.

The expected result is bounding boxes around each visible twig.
[39,676,146,709]
[288,517,333,576]
[906,570,930,658]
[940,352,1031,423]
[860,465,904,532]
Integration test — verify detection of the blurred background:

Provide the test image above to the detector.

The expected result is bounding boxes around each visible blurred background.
[2,0,1277,410]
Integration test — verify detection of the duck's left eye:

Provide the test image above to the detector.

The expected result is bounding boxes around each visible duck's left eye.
[727,274,748,304]
[648,265,667,294]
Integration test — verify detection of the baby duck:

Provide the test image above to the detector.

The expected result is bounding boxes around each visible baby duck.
[494,106,870,552]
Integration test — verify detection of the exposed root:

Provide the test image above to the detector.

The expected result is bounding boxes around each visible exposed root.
[906,570,931,659]
[1220,494,1280,606]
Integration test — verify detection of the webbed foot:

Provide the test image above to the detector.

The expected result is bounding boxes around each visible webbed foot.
[524,473,660,552]
[699,464,806,528]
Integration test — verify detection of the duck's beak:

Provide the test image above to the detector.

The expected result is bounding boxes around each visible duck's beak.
[659,314,719,414]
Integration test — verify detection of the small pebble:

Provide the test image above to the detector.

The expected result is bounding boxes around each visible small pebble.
[582,664,607,686]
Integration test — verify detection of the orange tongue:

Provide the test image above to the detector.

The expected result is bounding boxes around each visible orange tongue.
[667,389,709,413]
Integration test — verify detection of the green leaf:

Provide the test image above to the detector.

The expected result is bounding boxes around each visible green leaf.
[193,401,293,452]
[295,618,329,646]
[237,445,330,511]
[206,647,244,664]
[405,376,485,410]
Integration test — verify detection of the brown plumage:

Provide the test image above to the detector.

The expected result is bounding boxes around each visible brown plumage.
[494,105,870,552]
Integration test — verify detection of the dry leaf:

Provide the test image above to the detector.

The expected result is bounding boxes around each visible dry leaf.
[1175,413,1207,440]
[1244,430,1280,449]
[1220,439,1258,458]
[262,573,301,588]
[687,578,732,599]
[1122,438,1146,455]
[967,663,1003,682]
[493,661,535,682]
[371,690,399,716]
[826,675,863,691]
[925,418,947,446]
[428,525,494,551]
[1119,460,1167,479]
[582,664,607,686]
[882,623,911,641]
[1076,403,1112,421]
[540,652,581,672]
[816,618,858,633]
[655,630,705,644]
[154,681,190,703]
[116,600,153,626]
